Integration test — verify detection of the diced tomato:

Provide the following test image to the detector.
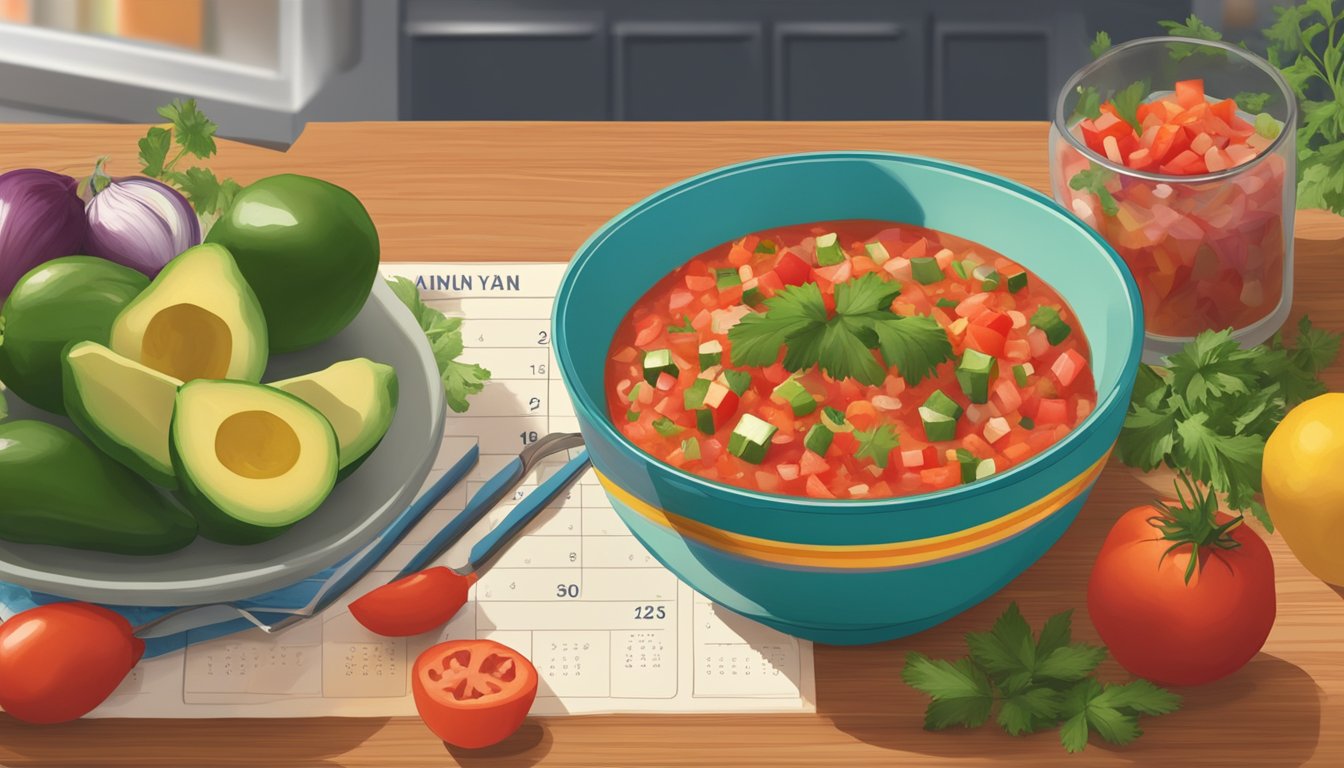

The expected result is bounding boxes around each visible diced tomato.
[756,471,783,493]
[774,251,811,286]
[1050,349,1088,389]
[799,450,831,477]
[845,401,878,430]
[965,323,1007,357]
[1004,338,1031,362]
[973,311,1013,336]
[805,474,836,498]
[702,390,740,431]
[685,274,715,292]
[812,261,853,286]
[990,378,1022,414]
[1175,79,1205,108]
[920,464,959,490]
[1002,441,1032,463]
[755,269,784,295]
[1036,398,1069,424]
[728,236,758,266]
[962,433,995,460]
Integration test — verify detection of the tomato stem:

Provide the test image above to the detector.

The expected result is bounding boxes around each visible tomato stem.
[1146,471,1243,584]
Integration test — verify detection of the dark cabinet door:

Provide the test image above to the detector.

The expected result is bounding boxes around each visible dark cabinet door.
[403,0,1191,121]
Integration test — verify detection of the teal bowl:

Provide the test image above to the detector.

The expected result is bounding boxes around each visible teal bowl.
[553,152,1142,645]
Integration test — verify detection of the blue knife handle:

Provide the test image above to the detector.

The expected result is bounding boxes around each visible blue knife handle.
[465,450,591,573]
[300,444,480,616]
[397,455,526,578]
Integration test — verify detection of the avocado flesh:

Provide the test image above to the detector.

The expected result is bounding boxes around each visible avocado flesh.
[62,341,181,488]
[110,243,268,384]
[171,379,337,545]
[0,420,197,555]
[270,358,398,478]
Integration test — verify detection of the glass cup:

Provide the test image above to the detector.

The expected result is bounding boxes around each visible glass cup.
[1050,36,1297,361]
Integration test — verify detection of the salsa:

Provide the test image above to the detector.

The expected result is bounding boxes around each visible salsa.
[1057,78,1288,338]
[604,220,1097,500]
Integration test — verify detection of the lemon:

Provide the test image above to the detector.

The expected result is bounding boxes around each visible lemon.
[1263,393,1344,585]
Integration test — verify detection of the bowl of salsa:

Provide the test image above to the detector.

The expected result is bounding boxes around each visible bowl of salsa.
[553,152,1143,644]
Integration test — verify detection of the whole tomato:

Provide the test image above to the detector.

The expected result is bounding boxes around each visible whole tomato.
[0,602,144,723]
[412,639,538,749]
[1088,482,1275,687]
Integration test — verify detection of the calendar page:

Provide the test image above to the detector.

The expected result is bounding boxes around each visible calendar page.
[89,263,815,718]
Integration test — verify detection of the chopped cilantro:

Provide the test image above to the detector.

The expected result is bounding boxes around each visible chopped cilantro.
[386,277,492,413]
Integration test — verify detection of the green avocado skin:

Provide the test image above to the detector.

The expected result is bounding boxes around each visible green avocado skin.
[0,257,149,414]
[0,420,197,555]
[206,174,379,354]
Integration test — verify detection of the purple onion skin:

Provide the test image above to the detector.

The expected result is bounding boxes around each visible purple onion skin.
[85,177,201,278]
[0,169,86,299]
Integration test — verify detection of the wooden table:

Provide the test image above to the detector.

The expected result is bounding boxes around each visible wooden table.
[2,122,1342,767]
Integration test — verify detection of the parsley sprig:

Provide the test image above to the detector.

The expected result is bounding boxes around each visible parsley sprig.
[903,603,1181,753]
[1117,317,1341,530]
[727,274,953,386]
[386,277,493,413]
[1068,165,1120,216]
[136,99,242,217]
[854,424,900,467]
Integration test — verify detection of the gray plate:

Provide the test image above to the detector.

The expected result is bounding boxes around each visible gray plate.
[0,278,445,606]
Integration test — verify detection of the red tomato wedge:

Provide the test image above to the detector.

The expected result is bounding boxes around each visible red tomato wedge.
[0,602,144,724]
[413,639,539,749]
[350,567,477,637]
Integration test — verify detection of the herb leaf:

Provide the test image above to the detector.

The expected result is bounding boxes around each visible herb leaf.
[901,654,994,730]
[727,274,952,385]
[668,315,696,334]
[1068,165,1119,216]
[1234,91,1273,112]
[386,277,493,413]
[137,126,172,177]
[157,98,219,159]
[1073,86,1103,120]
[1112,80,1150,132]
[853,424,900,468]
[1089,31,1112,59]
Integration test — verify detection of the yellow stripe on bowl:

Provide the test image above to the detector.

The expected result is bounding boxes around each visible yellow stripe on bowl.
[595,451,1109,570]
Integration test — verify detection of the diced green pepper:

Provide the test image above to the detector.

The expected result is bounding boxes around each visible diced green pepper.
[699,340,723,368]
[684,379,711,410]
[771,377,817,417]
[716,268,742,290]
[681,437,701,461]
[728,414,777,464]
[1012,363,1032,388]
[920,407,957,442]
[642,349,678,385]
[865,242,891,265]
[956,449,978,483]
[951,260,969,279]
[956,349,998,404]
[626,409,639,422]
[936,298,959,309]
[821,406,851,433]
[924,389,964,419]
[652,417,683,437]
[1005,270,1028,293]
[742,287,764,306]
[804,424,833,456]
[627,382,646,404]
[722,369,752,395]
[1019,416,1036,429]
[754,239,777,254]
[696,409,716,435]
[815,233,846,266]
[973,264,1000,291]
[1030,306,1072,345]
[912,257,944,285]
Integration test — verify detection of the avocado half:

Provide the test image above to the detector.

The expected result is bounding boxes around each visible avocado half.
[270,358,398,479]
[171,380,338,545]
[62,341,182,488]
[110,243,268,384]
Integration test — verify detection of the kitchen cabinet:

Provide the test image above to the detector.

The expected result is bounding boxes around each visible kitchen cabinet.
[403,0,1192,121]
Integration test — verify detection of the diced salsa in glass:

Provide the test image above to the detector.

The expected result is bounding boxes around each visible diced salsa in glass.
[604,219,1098,500]
[1055,78,1289,339]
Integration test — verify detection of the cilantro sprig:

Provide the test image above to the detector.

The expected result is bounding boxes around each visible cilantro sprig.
[854,424,900,467]
[727,274,953,386]
[1117,317,1341,530]
[136,99,242,217]
[903,603,1180,753]
[386,277,493,413]
[1068,165,1119,216]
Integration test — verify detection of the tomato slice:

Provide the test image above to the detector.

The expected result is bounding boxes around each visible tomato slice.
[412,639,539,749]
[349,566,477,637]
[0,602,144,724]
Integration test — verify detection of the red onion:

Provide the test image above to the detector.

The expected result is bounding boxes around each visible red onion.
[85,177,201,277]
[0,169,86,299]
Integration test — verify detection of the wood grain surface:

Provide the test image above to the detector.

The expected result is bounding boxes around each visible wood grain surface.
[1,122,1341,768]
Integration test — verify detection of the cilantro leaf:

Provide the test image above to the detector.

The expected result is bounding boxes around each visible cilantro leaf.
[386,276,493,413]
[999,686,1063,736]
[1095,679,1182,716]
[1159,14,1223,61]
[1118,402,1180,471]
[1174,412,1265,513]
[1035,644,1108,682]
[1164,330,1260,407]
[1234,91,1273,112]
[138,126,172,177]
[965,602,1035,680]
[834,272,902,315]
[728,283,826,367]
[177,167,226,215]
[157,98,218,159]
[1068,165,1119,216]
[1089,31,1112,59]
[1073,86,1103,120]
[1034,609,1074,658]
[819,319,887,384]
[870,315,953,386]
[1111,79,1149,133]
[668,315,695,334]
[1059,710,1091,753]
[902,654,994,730]
[853,424,899,468]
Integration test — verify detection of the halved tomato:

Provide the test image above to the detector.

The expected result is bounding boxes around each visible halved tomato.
[412,639,539,749]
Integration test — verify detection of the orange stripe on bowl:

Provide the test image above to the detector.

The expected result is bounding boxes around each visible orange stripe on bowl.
[594,451,1109,569]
